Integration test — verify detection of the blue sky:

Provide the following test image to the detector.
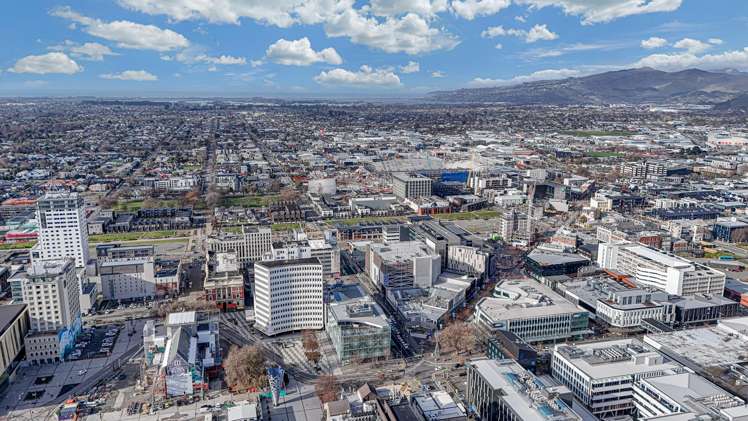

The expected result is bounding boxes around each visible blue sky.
[1,0,747,97]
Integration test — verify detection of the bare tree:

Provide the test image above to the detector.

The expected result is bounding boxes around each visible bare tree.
[437,321,477,354]
[302,330,321,364]
[315,374,339,403]
[224,345,268,392]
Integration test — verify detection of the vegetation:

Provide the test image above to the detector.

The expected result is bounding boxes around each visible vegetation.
[330,216,405,226]
[156,299,217,318]
[221,195,279,208]
[437,321,478,354]
[89,230,188,243]
[315,374,339,403]
[271,222,302,231]
[224,345,269,392]
[110,199,180,212]
[434,210,500,221]
[302,330,321,365]
[0,241,36,250]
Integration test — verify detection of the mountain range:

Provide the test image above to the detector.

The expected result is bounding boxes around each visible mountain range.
[427,68,748,107]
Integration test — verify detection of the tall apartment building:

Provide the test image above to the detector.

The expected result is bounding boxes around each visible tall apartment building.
[22,258,82,364]
[254,258,324,336]
[551,339,684,418]
[499,210,529,243]
[598,242,725,296]
[392,173,432,199]
[207,226,272,268]
[466,359,581,421]
[32,191,89,268]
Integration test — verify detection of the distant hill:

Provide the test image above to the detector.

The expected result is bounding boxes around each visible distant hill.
[714,93,748,112]
[427,68,748,105]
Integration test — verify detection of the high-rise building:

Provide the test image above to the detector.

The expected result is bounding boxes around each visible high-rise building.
[32,191,90,269]
[22,258,82,364]
[96,244,157,300]
[263,238,340,279]
[254,258,324,336]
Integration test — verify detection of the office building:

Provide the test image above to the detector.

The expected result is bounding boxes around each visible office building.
[551,339,683,418]
[326,283,390,364]
[466,359,580,421]
[207,226,272,267]
[366,241,441,291]
[254,258,324,336]
[633,372,748,420]
[22,258,82,364]
[0,304,30,385]
[392,173,432,199]
[204,252,245,311]
[446,245,489,278]
[31,191,89,268]
[264,238,341,279]
[474,280,590,343]
[96,244,156,300]
[598,242,725,296]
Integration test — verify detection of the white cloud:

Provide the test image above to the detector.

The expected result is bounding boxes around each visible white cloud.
[399,61,420,73]
[469,68,580,87]
[265,37,342,66]
[709,38,723,45]
[641,36,668,49]
[524,42,622,58]
[516,0,683,25]
[452,0,511,20]
[51,6,189,52]
[369,0,449,17]
[324,10,459,54]
[100,70,158,81]
[431,70,446,78]
[314,65,401,87]
[673,38,711,54]
[495,43,503,49]
[9,52,82,74]
[50,41,118,61]
[117,0,305,26]
[526,24,558,42]
[635,47,748,72]
[481,24,557,43]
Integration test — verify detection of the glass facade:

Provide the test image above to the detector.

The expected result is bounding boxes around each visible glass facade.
[326,314,391,364]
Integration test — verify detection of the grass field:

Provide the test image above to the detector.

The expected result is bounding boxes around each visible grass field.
[563,130,636,137]
[111,199,180,212]
[221,195,279,208]
[434,210,501,221]
[330,216,405,226]
[0,241,36,250]
[585,151,624,158]
[89,230,189,243]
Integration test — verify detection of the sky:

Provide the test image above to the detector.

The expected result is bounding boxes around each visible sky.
[1,0,748,97]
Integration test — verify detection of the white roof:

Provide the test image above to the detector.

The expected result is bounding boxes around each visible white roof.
[167,311,196,326]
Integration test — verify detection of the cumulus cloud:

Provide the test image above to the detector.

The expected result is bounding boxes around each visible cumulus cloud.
[469,68,580,87]
[369,0,449,17]
[100,70,158,81]
[708,38,723,45]
[51,6,189,52]
[673,38,711,54]
[635,47,748,72]
[641,36,668,49]
[481,24,558,43]
[171,48,246,65]
[265,37,342,66]
[50,41,118,61]
[431,70,446,78]
[9,52,82,74]
[324,10,459,55]
[452,0,511,20]
[515,0,683,25]
[399,61,420,74]
[314,65,401,87]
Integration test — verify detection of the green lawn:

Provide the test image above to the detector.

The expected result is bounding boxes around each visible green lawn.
[434,210,501,221]
[271,222,302,231]
[89,230,189,243]
[0,241,36,250]
[221,195,279,208]
[111,199,180,212]
[563,130,636,137]
[585,151,624,158]
[330,216,405,226]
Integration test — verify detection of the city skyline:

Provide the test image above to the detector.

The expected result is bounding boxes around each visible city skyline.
[2,0,748,96]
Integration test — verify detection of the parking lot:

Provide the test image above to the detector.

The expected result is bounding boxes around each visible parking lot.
[69,324,122,361]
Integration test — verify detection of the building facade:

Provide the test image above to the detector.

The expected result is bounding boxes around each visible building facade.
[254,258,324,336]
[32,191,90,268]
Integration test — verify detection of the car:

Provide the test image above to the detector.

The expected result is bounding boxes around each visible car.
[78,369,87,375]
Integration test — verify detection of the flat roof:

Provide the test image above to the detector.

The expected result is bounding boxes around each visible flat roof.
[625,245,692,269]
[477,279,584,321]
[255,257,322,268]
[0,304,26,337]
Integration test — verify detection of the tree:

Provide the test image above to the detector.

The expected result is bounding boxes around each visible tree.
[437,321,477,354]
[181,189,200,207]
[206,187,223,209]
[302,330,321,364]
[280,187,299,202]
[315,374,339,403]
[224,345,268,392]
